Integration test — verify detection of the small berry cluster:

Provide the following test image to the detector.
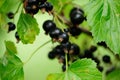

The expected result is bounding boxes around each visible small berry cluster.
[42,20,80,71]
[6,12,20,43]
[65,7,86,36]
[24,0,53,15]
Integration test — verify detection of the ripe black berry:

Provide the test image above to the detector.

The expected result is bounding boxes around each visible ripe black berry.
[45,2,53,12]
[48,51,56,59]
[43,20,56,34]
[89,46,97,52]
[70,8,85,25]
[102,55,111,63]
[49,28,62,40]
[69,27,81,36]
[92,57,100,65]
[7,12,14,19]
[38,2,46,9]
[8,22,16,32]
[69,43,80,55]
[15,32,20,43]
[62,64,66,72]
[97,41,107,48]
[61,42,71,53]
[58,32,69,43]
[70,7,84,17]
[54,45,65,56]
[39,0,47,3]
[28,0,40,5]
[97,66,103,72]
[25,4,39,14]
[84,50,93,58]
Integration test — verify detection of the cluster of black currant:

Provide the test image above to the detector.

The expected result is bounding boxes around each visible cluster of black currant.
[42,20,80,71]
[24,0,53,15]
[6,0,54,43]
[6,12,20,43]
[65,7,86,36]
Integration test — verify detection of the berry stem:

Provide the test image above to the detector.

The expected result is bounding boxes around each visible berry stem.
[65,53,68,71]
[54,11,92,36]
[23,40,52,65]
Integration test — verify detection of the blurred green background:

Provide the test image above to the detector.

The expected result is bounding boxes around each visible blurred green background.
[0,12,62,80]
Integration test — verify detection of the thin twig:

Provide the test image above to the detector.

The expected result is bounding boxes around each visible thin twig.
[23,40,51,64]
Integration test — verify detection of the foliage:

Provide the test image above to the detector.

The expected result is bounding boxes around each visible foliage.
[84,0,120,54]
[0,0,120,80]
[47,59,102,80]
[17,13,40,44]
[0,41,24,80]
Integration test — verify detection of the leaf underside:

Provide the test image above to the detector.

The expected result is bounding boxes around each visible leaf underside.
[84,0,120,54]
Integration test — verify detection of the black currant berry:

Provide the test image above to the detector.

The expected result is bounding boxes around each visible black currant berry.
[48,51,56,59]
[45,2,53,12]
[58,32,69,43]
[28,0,40,5]
[25,4,39,14]
[70,7,84,17]
[8,22,16,32]
[69,43,80,55]
[92,57,100,65]
[62,64,66,72]
[70,8,85,25]
[97,66,103,72]
[38,2,46,9]
[61,42,71,53]
[7,12,14,19]
[49,28,62,40]
[43,20,56,34]
[84,50,93,58]
[39,0,47,3]
[53,45,65,58]
[69,27,81,36]
[89,46,97,52]
[102,55,111,63]
[97,41,107,48]
[15,32,20,43]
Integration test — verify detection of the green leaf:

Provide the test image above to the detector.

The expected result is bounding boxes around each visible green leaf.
[5,41,17,54]
[48,0,71,13]
[72,0,89,6]
[47,59,102,80]
[84,0,120,54]
[47,73,65,80]
[106,69,120,80]
[0,13,7,28]
[0,0,22,13]
[0,41,24,80]
[17,13,40,44]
